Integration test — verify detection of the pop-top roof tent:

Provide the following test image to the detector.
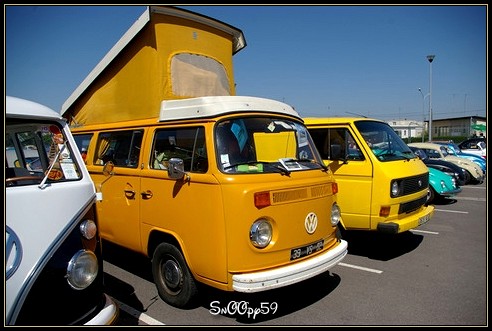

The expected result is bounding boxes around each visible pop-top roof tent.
[62,6,246,126]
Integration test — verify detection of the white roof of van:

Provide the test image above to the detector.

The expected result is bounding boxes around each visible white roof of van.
[159,96,300,122]
[6,96,62,120]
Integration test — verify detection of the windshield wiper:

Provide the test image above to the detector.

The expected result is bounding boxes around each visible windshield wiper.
[401,151,416,160]
[273,164,291,175]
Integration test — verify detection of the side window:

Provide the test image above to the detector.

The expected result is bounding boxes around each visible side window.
[170,53,230,97]
[328,128,347,160]
[308,128,364,161]
[96,130,143,168]
[73,133,93,163]
[309,128,329,159]
[346,134,364,161]
[424,149,439,159]
[151,127,208,173]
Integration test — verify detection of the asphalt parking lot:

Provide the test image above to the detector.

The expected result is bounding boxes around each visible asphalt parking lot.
[105,180,487,326]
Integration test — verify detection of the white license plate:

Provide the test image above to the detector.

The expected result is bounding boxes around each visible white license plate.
[290,240,324,260]
[418,214,431,226]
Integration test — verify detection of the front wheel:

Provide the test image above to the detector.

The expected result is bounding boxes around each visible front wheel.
[426,187,435,205]
[152,243,198,308]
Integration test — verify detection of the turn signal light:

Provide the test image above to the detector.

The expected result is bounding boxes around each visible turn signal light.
[332,182,338,194]
[379,206,391,217]
[254,191,271,209]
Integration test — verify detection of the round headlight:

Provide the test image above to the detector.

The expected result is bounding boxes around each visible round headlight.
[66,249,99,290]
[250,219,272,248]
[331,203,342,226]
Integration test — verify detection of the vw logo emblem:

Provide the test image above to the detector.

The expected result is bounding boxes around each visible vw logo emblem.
[305,212,318,234]
[6,226,22,280]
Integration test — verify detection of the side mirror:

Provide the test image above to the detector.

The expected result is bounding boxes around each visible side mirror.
[103,161,115,176]
[168,158,186,179]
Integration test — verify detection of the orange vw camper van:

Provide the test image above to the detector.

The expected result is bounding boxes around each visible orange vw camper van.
[63,6,347,308]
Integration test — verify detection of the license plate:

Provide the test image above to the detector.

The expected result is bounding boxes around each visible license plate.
[290,239,324,260]
[418,214,431,226]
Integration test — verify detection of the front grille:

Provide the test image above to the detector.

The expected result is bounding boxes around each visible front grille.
[399,195,428,214]
[272,188,308,203]
[400,173,429,196]
[271,184,331,204]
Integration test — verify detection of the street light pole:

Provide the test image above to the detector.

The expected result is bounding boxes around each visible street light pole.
[418,88,429,142]
[427,55,435,142]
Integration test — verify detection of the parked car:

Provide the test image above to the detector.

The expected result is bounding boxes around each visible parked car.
[6,96,119,325]
[458,136,486,148]
[427,167,462,204]
[458,139,486,159]
[433,141,486,174]
[409,146,468,186]
[408,142,484,184]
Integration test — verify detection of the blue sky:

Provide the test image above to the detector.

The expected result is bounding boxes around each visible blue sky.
[5,5,486,121]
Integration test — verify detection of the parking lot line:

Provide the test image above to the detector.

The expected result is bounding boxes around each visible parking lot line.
[434,208,469,213]
[411,229,439,235]
[338,262,383,274]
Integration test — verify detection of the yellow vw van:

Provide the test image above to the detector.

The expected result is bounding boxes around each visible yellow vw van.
[70,96,347,308]
[305,117,435,234]
[61,6,346,308]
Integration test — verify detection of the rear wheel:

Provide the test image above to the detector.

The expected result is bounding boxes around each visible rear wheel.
[152,243,198,308]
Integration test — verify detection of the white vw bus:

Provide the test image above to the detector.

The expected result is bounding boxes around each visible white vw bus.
[5,96,118,325]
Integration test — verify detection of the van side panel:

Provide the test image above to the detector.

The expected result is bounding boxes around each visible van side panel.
[90,169,143,251]
[326,158,374,230]
[140,172,227,283]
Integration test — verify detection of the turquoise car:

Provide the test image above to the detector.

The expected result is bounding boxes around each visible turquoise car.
[427,167,462,204]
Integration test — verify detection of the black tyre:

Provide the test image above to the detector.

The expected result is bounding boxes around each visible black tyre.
[427,187,435,204]
[463,170,471,184]
[152,243,198,308]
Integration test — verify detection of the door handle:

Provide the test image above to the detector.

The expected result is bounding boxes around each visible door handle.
[124,189,136,199]
[141,190,153,199]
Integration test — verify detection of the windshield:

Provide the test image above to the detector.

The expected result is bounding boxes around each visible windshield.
[215,117,325,174]
[6,119,82,187]
[355,120,415,161]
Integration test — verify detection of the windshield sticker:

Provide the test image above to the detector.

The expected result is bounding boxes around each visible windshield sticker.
[60,162,79,179]
[221,154,230,165]
[230,120,248,153]
[295,124,309,147]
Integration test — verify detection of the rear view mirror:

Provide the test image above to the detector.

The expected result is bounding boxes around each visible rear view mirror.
[168,158,186,179]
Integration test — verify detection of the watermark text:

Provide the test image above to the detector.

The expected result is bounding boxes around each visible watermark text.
[209,301,278,320]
